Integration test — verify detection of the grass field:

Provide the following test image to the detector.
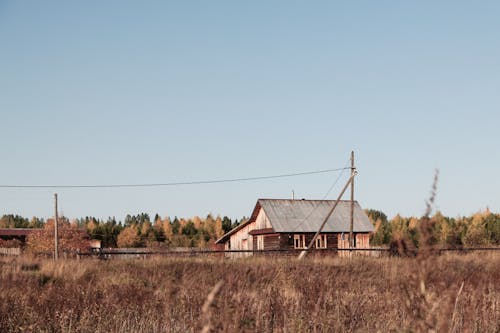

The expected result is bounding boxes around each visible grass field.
[0,253,499,332]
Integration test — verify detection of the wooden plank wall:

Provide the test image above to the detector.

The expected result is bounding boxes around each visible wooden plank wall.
[264,234,280,250]
[253,232,371,256]
[0,247,21,256]
[276,233,339,252]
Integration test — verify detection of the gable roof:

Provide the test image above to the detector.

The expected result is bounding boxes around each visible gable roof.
[259,199,374,233]
[216,199,374,243]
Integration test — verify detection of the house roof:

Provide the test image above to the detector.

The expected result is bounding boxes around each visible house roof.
[0,228,40,237]
[215,199,374,243]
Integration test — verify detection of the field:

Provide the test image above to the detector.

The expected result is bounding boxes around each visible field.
[0,253,499,332]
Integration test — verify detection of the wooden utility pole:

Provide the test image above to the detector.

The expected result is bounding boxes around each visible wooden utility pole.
[349,151,355,248]
[54,193,59,260]
[298,170,357,260]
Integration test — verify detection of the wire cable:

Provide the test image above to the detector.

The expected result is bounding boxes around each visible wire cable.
[290,160,350,232]
[0,167,350,189]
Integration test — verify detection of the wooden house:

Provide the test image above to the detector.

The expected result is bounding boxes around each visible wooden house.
[215,199,374,257]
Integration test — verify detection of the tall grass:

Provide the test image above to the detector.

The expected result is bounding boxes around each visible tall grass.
[0,253,498,332]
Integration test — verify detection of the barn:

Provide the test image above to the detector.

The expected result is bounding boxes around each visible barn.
[215,199,374,257]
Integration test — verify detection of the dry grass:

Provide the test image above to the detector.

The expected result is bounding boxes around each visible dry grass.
[0,253,499,332]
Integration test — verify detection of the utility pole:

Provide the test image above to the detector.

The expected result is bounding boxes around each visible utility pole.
[298,170,357,260]
[54,193,59,260]
[349,151,355,249]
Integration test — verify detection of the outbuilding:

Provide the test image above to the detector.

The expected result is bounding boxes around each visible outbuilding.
[0,228,40,243]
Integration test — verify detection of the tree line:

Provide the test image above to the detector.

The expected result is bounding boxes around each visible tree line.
[1,208,499,251]
[0,213,245,249]
[366,208,500,248]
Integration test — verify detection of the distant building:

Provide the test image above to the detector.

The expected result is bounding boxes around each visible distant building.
[215,199,374,257]
[90,239,102,250]
[0,228,40,243]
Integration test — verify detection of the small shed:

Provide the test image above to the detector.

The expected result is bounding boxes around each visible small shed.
[0,228,40,243]
[215,199,374,257]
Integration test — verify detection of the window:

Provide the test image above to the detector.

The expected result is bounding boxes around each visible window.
[315,234,327,249]
[293,234,306,249]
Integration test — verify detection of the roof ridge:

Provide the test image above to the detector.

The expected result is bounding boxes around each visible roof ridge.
[258,198,358,202]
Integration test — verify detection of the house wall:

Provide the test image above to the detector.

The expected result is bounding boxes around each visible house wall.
[251,233,338,254]
[338,233,371,257]
[356,233,370,248]
[264,234,280,249]
[225,209,272,257]
[227,221,256,258]
[277,233,339,251]
[231,231,371,257]
[255,209,272,229]
[252,233,280,251]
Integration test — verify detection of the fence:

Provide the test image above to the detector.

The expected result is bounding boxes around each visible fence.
[75,247,500,259]
[0,247,21,256]
[2,247,498,259]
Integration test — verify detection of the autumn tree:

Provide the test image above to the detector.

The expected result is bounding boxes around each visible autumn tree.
[26,218,91,255]
[116,225,141,248]
[463,211,490,246]
[140,221,157,247]
[162,217,173,243]
[153,216,166,244]
[29,217,44,228]
[192,216,202,230]
[214,216,224,239]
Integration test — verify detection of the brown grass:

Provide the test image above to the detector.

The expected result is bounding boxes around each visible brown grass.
[0,253,499,332]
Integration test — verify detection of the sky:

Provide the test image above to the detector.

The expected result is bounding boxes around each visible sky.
[1,1,499,222]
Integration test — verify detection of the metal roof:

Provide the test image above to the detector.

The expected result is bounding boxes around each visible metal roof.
[258,199,374,233]
[215,199,374,243]
[0,228,40,237]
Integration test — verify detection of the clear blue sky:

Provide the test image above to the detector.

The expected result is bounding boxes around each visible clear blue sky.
[1,1,499,221]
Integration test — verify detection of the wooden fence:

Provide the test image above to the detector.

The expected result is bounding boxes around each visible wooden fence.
[0,247,21,256]
[2,246,497,259]
[76,247,500,259]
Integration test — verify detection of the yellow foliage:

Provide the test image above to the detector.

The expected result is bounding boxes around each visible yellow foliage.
[215,216,224,239]
[26,219,91,254]
[408,217,419,230]
[192,216,202,229]
[374,219,382,233]
[117,225,141,247]
[162,218,173,241]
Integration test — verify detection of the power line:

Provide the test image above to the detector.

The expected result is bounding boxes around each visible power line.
[0,167,350,189]
[321,164,350,200]
[290,160,350,232]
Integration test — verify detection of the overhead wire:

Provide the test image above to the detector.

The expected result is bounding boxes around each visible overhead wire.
[0,167,350,189]
[64,164,351,237]
[290,160,351,233]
